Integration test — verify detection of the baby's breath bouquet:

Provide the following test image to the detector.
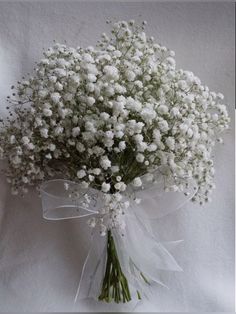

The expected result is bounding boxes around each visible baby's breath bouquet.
[0,20,230,305]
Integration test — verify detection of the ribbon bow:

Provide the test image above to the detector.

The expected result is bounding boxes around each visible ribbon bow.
[40,178,195,309]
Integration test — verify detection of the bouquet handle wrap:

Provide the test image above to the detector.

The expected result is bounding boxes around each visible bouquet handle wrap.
[40,179,196,307]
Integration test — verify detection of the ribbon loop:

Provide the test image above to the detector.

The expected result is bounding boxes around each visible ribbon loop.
[40,179,99,220]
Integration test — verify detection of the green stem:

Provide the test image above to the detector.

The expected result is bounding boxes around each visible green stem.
[98,230,132,303]
[137,290,142,300]
[140,272,151,285]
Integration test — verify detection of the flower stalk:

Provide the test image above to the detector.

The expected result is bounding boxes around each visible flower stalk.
[98,230,131,303]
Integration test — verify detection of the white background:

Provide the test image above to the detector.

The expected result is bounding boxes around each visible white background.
[0,1,234,312]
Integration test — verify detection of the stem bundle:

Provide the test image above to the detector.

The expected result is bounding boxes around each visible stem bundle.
[98,230,131,303]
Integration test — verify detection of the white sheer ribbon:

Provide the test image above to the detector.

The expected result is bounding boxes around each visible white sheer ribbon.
[40,178,195,307]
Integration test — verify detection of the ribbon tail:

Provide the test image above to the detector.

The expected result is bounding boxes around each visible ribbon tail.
[112,206,183,301]
[161,240,184,252]
[73,230,107,303]
[74,245,93,303]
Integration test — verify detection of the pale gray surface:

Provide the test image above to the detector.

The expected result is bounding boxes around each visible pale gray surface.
[0,1,234,312]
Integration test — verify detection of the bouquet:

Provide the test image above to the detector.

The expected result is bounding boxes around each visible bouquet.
[0,20,230,305]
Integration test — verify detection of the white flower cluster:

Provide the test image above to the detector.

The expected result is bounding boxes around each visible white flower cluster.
[0,20,230,234]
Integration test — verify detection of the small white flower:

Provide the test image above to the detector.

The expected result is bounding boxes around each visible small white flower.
[43,108,53,117]
[170,107,180,117]
[45,153,52,159]
[64,93,73,101]
[87,74,97,83]
[88,217,96,228]
[136,153,144,163]
[217,93,224,100]
[101,182,111,193]
[54,68,66,77]
[64,182,69,190]
[10,135,16,144]
[72,127,80,137]
[103,65,119,80]
[144,173,153,182]
[132,177,142,187]
[212,113,219,121]
[92,168,101,175]
[123,201,130,209]
[114,181,127,191]
[83,53,94,63]
[27,143,35,150]
[158,104,169,114]
[22,176,29,183]
[58,108,69,119]
[22,136,30,145]
[77,169,86,178]
[40,128,49,138]
[55,82,63,91]
[100,224,107,236]
[178,80,188,90]
[158,120,169,132]
[51,92,61,104]
[125,70,136,81]
[81,181,89,188]
[12,155,21,165]
[54,126,64,136]
[38,90,48,98]
[88,175,95,182]
[86,96,95,106]
[166,137,175,150]
[76,142,85,152]
[134,198,141,204]
[179,123,188,134]
[100,112,110,120]
[35,117,43,127]
[147,144,157,152]
[118,141,126,151]
[49,75,57,83]
[48,143,56,151]
[100,156,111,170]
[187,128,193,138]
